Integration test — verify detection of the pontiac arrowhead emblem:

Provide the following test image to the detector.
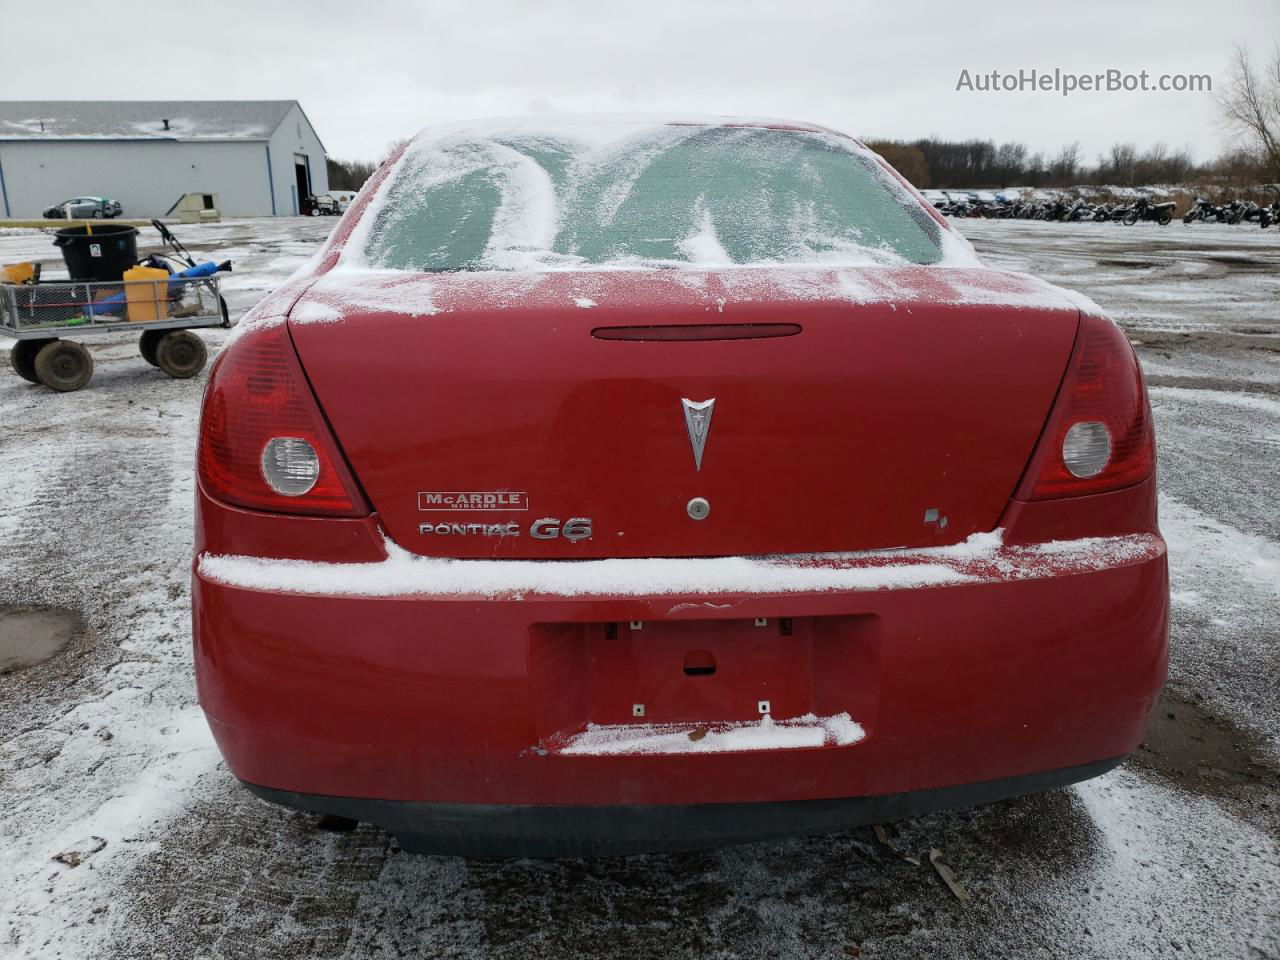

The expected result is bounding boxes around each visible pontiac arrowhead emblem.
[681,398,715,471]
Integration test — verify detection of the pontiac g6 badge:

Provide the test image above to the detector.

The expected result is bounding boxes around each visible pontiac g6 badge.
[418,518,592,539]
[681,398,715,470]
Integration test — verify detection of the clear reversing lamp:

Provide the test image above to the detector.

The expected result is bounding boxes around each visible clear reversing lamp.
[1062,421,1112,478]
[260,437,320,496]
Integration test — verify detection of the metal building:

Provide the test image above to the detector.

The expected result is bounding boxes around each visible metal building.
[0,101,329,218]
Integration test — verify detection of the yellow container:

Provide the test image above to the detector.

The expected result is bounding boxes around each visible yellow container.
[122,266,170,323]
[2,262,37,284]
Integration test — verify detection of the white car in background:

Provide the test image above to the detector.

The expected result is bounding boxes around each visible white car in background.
[327,190,358,212]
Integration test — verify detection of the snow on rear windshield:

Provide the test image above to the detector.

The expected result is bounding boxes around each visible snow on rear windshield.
[358,122,947,272]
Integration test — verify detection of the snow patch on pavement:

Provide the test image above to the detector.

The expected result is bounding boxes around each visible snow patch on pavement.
[1067,769,1280,957]
[1159,492,1280,755]
[2,704,219,954]
[1160,494,1280,617]
[1148,384,1280,416]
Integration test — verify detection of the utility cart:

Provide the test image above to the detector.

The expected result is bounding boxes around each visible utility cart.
[3,274,227,391]
[3,219,231,392]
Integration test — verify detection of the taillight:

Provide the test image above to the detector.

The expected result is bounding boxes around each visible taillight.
[197,322,367,516]
[1017,313,1155,500]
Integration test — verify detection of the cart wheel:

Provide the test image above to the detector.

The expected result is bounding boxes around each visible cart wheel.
[9,339,51,383]
[154,330,208,379]
[139,330,164,367]
[33,339,94,392]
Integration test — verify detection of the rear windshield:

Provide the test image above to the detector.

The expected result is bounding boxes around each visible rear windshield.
[360,123,945,272]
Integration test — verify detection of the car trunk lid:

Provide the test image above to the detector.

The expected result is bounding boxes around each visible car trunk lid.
[288,265,1080,559]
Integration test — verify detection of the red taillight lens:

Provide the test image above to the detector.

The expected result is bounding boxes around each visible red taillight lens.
[197,322,367,516]
[1018,313,1155,500]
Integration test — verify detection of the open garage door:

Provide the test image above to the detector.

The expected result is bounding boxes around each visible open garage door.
[294,154,311,215]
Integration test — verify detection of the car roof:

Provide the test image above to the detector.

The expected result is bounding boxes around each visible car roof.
[405,113,851,148]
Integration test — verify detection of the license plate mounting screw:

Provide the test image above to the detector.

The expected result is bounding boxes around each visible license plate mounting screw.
[757,700,771,715]
[632,703,646,717]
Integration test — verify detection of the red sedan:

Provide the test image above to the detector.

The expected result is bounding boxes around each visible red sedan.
[193,117,1167,856]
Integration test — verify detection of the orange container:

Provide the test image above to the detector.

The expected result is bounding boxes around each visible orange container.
[122,266,170,323]
[1,262,37,284]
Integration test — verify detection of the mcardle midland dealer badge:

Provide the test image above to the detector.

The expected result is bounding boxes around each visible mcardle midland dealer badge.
[418,491,529,511]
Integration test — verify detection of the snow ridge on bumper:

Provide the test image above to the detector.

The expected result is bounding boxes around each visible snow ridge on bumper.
[196,531,1163,599]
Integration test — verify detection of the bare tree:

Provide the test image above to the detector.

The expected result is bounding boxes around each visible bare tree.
[326,157,377,191]
[382,137,412,164]
[1049,142,1081,184]
[865,142,930,187]
[1219,45,1280,178]
[1025,151,1047,186]
[994,141,1028,187]
[1098,143,1140,185]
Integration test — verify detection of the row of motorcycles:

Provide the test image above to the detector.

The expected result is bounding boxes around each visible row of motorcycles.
[939,194,1279,227]
[1182,198,1277,227]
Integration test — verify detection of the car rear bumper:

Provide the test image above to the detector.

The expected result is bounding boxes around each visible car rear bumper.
[243,756,1123,857]
[193,500,1168,854]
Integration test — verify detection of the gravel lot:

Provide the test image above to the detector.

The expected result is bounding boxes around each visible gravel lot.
[1,217,1277,959]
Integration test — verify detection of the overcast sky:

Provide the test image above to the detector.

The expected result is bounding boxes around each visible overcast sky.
[6,0,1276,163]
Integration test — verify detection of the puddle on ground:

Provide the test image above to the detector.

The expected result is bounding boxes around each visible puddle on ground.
[1134,685,1280,810]
[0,605,82,673]
[1206,254,1274,270]
[1095,257,1161,269]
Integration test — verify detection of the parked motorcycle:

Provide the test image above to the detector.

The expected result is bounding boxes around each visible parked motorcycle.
[1063,199,1097,222]
[1240,200,1277,228]
[1123,197,1175,225]
[1183,198,1220,223]
[1108,201,1135,223]
[1221,199,1250,225]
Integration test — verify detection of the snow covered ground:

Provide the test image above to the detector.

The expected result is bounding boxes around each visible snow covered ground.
[1,217,1278,959]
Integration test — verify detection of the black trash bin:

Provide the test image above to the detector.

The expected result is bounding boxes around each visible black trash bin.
[53,223,139,281]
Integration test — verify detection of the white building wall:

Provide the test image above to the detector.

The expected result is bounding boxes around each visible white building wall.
[0,140,276,218]
[265,103,329,216]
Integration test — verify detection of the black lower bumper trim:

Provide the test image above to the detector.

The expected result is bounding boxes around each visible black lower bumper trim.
[243,756,1123,858]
